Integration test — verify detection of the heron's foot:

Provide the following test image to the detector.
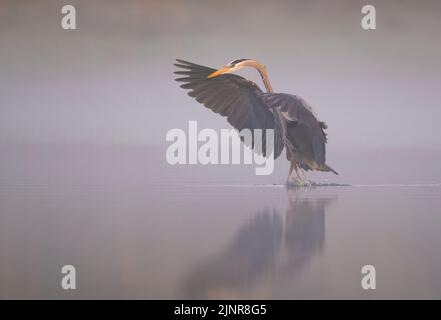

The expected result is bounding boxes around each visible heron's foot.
[286,174,295,186]
[286,177,309,187]
[296,177,313,186]
[286,176,316,188]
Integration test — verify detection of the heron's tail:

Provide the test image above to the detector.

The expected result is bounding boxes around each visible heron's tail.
[323,164,338,175]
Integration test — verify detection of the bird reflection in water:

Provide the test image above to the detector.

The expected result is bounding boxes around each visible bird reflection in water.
[179,189,336,299]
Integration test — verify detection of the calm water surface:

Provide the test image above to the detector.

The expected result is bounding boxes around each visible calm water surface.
[1,146,440,299]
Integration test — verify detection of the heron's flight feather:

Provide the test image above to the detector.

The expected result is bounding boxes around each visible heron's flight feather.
[174,59,284,158]
[261,93,332,172]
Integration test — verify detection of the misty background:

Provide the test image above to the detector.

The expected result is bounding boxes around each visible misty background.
[1,0,440,183]
[1,0,441,300]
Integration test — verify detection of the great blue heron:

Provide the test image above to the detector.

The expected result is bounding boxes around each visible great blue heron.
[174,59,338,183]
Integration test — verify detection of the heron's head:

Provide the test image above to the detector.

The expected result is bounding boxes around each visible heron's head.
[207,59,264,78]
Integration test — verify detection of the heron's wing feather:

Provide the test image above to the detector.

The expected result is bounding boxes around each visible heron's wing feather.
[262,93,328,166]
[174,59,284,158]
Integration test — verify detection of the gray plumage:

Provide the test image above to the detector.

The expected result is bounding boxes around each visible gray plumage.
[174,59,337,175]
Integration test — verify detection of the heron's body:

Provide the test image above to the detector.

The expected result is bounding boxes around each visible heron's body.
[174,59,337,183]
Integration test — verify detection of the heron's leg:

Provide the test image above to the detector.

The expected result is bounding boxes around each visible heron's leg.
[286,160,296,184]
[294,165,303,180]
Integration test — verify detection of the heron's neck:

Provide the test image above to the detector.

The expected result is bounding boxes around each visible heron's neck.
[257,68,274,93]
[239,60,274,93]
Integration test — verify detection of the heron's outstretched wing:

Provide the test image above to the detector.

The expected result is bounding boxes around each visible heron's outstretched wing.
[261,93,329,169]
[174,59,284,158]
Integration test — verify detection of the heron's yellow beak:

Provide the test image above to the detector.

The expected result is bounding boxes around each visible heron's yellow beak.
[207,67,231,78]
